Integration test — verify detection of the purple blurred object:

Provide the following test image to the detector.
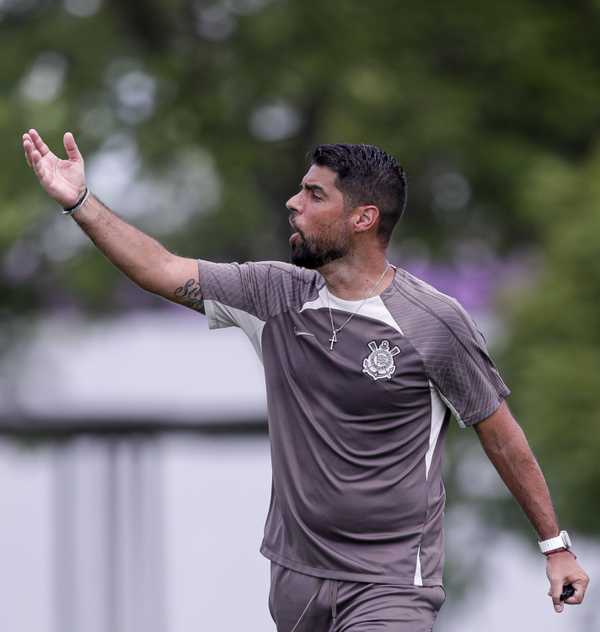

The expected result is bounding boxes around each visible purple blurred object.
[401,255,529,313]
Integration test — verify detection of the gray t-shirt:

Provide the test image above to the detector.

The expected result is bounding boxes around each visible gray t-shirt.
[198,260,510,586]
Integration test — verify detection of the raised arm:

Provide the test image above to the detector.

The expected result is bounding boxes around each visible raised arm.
[22,129,202,311]
[474,401,589,613]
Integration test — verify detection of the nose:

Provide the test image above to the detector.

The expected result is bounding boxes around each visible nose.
[286,191,301,214]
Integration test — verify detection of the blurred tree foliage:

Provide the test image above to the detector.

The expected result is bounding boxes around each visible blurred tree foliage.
[3,0,600,313]
[1,0,600,533]
[495,146,600,535]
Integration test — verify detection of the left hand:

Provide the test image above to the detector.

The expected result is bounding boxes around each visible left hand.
[546,551,589,613]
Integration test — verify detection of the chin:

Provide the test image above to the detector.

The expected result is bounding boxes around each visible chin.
[290,251,318,269]
[290,243,346,270]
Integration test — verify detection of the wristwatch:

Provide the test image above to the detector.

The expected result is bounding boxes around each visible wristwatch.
[538,530,572,555]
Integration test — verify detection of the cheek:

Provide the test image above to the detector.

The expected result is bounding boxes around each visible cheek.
[315,207,345,231]
[327,215,352,243]
[302,205,348,241]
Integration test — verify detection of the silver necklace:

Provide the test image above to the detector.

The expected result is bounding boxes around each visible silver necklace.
[326,265,390,350]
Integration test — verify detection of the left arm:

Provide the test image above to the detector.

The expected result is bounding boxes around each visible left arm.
[474,401,590,612]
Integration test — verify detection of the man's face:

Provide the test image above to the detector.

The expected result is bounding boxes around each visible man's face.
[286,164,352,269]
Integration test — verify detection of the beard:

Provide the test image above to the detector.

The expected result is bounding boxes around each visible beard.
[289,228,350,269]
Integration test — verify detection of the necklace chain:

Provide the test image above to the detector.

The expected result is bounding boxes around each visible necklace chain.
[326,265,390,351]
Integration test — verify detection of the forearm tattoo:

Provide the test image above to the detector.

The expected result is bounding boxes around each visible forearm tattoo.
[174,278,204,312]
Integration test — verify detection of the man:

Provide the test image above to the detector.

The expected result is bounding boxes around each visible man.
[22,130,589,631]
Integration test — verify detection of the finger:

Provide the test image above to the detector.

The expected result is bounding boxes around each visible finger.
[22,136,33,168]
[549,579,564,613]
[24,140,40,171]
[28,128,50,157]
[63,131,82,163]
[30,149,50,184]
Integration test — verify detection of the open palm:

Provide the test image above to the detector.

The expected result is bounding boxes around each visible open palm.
[22,128,86,208]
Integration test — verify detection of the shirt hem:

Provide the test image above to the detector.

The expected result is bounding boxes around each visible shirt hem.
[260,544,444,587]
[203,299,228,330]
[462,387,512,427]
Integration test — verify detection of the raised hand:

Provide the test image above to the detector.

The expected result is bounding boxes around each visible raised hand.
[22,128,86,208]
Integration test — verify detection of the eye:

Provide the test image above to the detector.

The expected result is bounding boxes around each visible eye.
[311,191,322,201]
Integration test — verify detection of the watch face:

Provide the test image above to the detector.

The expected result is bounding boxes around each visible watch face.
[561,531,572,548]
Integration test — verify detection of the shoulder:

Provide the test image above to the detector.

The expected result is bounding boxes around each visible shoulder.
[388,267,485,346]
[251,260,320,282]
[200,259,320,285]
[198,259,321,320]
[242,260,322,294]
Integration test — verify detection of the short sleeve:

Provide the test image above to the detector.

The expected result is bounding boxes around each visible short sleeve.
[427,309,511,428]
[197,258,319,331]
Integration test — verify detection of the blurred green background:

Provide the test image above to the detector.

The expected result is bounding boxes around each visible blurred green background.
[1,0,599,616]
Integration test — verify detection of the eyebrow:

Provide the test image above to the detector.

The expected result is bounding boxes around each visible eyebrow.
[300,182,328,197]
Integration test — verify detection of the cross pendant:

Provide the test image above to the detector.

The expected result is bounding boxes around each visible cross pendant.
[329,331,337,350]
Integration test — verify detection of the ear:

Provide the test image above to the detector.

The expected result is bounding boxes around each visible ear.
[352,204,379,234]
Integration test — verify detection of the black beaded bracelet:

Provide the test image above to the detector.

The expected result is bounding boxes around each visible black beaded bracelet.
[62,188,89,215]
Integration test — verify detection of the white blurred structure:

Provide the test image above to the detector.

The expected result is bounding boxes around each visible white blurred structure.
[1,308,271,632]
[3,309,266,425]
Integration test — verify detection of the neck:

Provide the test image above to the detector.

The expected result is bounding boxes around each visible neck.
[318,250,392,300]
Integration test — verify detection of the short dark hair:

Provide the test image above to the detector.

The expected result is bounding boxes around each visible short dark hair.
[310,143,407,245]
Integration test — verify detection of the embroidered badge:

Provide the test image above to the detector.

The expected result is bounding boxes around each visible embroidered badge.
[362,340,400,381]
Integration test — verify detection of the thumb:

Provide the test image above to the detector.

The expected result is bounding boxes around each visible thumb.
[63,132,83,162]
[549,579,564,613]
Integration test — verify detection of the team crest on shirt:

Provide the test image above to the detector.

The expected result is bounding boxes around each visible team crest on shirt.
[362,340,400,381]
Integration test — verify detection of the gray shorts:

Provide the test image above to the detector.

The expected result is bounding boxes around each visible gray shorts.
[268,561,446,632]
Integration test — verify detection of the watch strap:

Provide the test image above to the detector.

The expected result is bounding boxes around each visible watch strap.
[538,530,571,554]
